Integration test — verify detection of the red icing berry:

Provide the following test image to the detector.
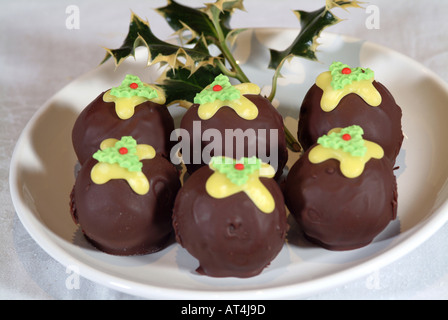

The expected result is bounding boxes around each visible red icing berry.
[342,68,352,75]
[119,147,128,155]
[129,82,139,89]
[342,134,352,141]
[234,163,245,170]
[213,85,223,92]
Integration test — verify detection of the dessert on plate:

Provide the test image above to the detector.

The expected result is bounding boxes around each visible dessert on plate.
[178,74,288,179]
[285,125,398,250]
[72,74,175,165]
[297,62,403,164]
[70,136,181,255]
[172,156,288,277]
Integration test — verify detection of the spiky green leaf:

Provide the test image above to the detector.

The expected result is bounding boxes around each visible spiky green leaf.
[158,64,222,107]
[268,0,362,70]
[101,12,217,72]
[157,0,219,44]
[157,0,244,45]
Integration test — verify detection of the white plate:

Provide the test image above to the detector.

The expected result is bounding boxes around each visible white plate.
[9,29,448,299]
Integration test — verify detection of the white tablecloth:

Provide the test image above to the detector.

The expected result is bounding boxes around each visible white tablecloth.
[2,0,448,299]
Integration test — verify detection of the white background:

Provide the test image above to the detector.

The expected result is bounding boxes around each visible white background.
[2,0,448,299]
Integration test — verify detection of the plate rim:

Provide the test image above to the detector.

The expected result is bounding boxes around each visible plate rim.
[9,28,448,299]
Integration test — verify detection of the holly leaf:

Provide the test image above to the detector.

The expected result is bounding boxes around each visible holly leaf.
[268,0,362,70]
[100,0,361,153]
[202,0,245,23]
[156,0,244,46]
[101,11,217,73]
[156,0,249,84]
[204,0,245,13]
[158,64,222,107]
[157,0,219,45]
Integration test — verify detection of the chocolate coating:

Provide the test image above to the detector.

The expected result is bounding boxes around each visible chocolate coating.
[72,91,176,165]
[172,165,288,278]
[179,94,288,179]
[297,81,403,163]
[70,155,181,255]
[284,148,398,251]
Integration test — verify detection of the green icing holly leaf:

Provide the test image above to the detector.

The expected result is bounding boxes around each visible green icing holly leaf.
[330,61,374,90]
[317,125,367,157]
[194,74,240,104]
[211,156,261,186]
[110,74,158,100]
[92,136,142,172]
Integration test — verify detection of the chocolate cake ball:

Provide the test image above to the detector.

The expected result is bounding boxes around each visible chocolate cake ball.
[72,74,175,165]
[70,136,181,255]
[172,156,288,278]
[177,74,288,179]
[297,62,403,164]
[285,126,398,251]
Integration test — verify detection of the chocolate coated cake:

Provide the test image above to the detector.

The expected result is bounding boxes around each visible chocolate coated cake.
[173,156,288,277]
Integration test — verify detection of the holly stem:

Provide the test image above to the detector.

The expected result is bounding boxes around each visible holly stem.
[267,57,286,102]
[216,59,238,79]
[210,7,250,84]
[284,126,303,153]
[210,8,301,153]
[217,41,250,83]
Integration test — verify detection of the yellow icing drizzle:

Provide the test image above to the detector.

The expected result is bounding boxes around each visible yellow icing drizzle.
[198,83,261,120]
[103,84,166,120]
[308,128,384,178]
[316,71,382,112]
[90,138,156,195]
[205,161,276,214]
[91,163,150,195]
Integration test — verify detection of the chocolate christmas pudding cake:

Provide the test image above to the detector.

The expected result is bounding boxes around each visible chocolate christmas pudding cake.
[172,156,288,277]
[72,74,175,165]
[297,62,403,164]
[70,136,181,255]
[178,74,288,179]
[285,125,398,251]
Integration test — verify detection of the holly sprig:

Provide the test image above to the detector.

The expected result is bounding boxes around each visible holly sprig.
[110,74,159,99]
[194,74,240,104]
[329,61,374,90]
[101,0,362,152]
[92,136,142,172]
[210,156,262,186]
[317,125,367,157]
